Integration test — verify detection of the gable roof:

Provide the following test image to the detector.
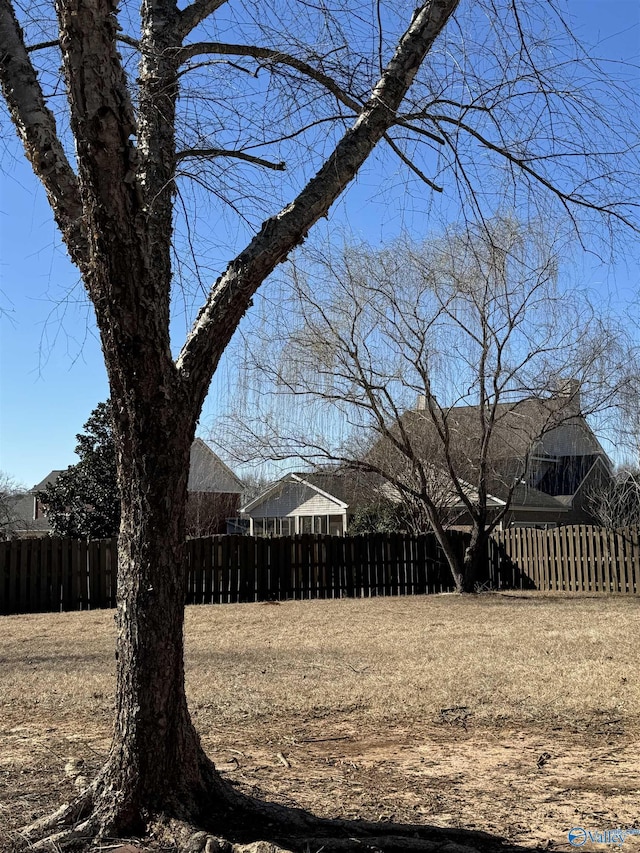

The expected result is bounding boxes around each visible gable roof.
[30,446,244,498]
[241,469,384,515]
[507,482,569,510]
[299,470,385,507]
[187,438,244,494]
[241,467,511,518]
[6,493,52,533]
[31,470,64,491]
[404,395,607,467]
[365,386,612,517]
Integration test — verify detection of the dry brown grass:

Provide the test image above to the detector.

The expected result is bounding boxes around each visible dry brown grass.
[183,592,640,732]
[1,592,639,850]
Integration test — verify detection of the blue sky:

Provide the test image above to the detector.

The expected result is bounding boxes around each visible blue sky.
[1,0,639,488]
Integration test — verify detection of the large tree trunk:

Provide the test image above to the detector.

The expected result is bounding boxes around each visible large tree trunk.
[98,414,209,833]
[55,389,236,840]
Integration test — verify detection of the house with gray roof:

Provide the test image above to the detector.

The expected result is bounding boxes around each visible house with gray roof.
[7,439,243,538]
[388,381,613,528]
[242,383,613,535]
[5,471,63,538]
[185,439,244,536]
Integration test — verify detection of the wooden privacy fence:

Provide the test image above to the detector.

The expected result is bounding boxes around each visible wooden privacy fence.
[2,526,638,614]
[492,525,640,594]
[184,532,467,605]
[1,532,467,614]
[0,537,117,615]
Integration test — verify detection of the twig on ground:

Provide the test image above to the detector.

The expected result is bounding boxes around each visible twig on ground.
[276,752,291,768]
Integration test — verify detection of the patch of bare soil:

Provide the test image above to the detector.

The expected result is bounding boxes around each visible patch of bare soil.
[2,705,638,852]
[202,717,640,852]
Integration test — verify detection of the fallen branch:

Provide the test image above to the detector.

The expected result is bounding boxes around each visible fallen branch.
[293,735,352,744]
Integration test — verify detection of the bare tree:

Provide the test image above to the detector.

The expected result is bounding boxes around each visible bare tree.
[223,218,631,591]
[1,0,638,847]
[585,467,640,530]
[0,472,26,539]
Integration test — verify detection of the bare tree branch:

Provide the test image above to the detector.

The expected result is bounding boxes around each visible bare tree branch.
[177,41,363,113]
[432,113,640,230]
[176,0,460,413]
[0,0,86,266]
[175,0,229,42]
[26,38,58,51]
[383,132,442,192]
[176,147,285,170]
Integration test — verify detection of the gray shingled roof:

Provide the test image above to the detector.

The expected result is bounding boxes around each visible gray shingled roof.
[187,439,244,493]
[366,391,610,513]
[508,482,569,510]
[242,469,386,514]
[31,470,63,491]
[7,493,51,533]
[6,470,63,534]
[402,396,604,465]
[296,470,386,509]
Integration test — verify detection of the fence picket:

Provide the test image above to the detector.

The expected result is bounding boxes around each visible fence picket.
[616,528,625,593]
[579,525,589,593]
[18,538,29,611]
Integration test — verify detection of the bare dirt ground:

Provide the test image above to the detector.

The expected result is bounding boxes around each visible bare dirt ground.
[1,593,639,852]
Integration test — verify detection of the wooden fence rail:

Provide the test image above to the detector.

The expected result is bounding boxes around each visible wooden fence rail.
[1,526,637,615]
[184,531,469,605]
[0,537,117,615]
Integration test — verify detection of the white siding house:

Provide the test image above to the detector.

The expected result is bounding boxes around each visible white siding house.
[240,474,351,535]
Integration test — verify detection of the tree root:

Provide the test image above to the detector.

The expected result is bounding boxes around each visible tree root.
[18,785,97,850]
[154,822,298,853]
[25,820,98,852]
[16,763,526,853]
[147,819,493,853]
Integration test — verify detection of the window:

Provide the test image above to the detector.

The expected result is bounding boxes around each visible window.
[254,514,340,536]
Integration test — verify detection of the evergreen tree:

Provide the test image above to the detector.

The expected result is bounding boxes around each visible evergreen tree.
[39,402,119,539]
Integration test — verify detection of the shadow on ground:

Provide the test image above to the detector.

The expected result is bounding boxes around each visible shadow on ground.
[195,791,548,853]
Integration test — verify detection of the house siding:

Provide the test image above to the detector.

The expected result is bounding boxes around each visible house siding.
[248,483,343,519]
[294,492,344,516]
